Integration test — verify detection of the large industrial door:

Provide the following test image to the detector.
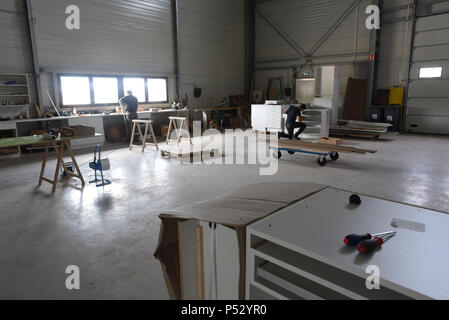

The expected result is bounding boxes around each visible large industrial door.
[407,12,449,135]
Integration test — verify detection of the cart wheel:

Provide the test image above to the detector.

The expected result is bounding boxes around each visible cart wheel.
[210,151,215,158]
[317,157,327,167]
[288,150,295,155]
[330,152,339,161]
[274,151,282,159]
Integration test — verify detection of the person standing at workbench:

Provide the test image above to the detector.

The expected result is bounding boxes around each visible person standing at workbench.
[280,104,307,140]
[119,90,139,140]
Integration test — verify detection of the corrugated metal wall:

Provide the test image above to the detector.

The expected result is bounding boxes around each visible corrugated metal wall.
[377,0,414,89]
[0,0,34,73]
[255,0,371,64]
[254,0,372,97]
[178,0,245,107]
[31,0,173,75]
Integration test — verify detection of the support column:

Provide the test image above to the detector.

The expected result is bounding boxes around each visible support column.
[365,0,383,120]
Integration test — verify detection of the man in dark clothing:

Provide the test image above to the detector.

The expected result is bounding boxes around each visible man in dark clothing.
[280,104,307,140]
[119,90,139,141]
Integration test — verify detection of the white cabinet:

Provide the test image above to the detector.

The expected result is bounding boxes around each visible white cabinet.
[68,116,105,149]
[252,104,330,138]
[246,188,449,300]
[251,104,287,132]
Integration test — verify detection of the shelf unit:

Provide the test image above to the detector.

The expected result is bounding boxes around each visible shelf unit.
[251,104,331,138]
[246,188,449,300]
[0,73,32,114]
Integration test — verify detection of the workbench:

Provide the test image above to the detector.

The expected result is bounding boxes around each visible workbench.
[0,134,101,192]
[246,188,449,300]
[192,107,241,130]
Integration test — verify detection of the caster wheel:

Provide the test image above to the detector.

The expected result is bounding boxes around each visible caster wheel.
[330,152,339,161]
[288,151,295,155]
[317,157,327,167]
[274,151,282,159]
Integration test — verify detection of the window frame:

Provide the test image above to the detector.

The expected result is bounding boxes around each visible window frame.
[58,73,169,108]
[91,75,120,106]
[146,76,169,104]
[58,74,92,107]
[418,66,443,79]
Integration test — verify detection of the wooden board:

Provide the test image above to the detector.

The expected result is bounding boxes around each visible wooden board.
[0,133,102,149]
[273,139,377,155]
[318,137,342,145]
[160,144,218,159]
[330,131,380,141]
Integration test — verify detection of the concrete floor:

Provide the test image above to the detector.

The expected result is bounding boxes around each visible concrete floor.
[0,133,448,299]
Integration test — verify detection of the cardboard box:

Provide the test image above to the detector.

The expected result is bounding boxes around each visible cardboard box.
[318,137,342,145]
[154,182,327,300]
[161,125,170,136]
[62,125,95,137]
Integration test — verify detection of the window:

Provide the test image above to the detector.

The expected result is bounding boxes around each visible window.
[148,78,167,102]
[60,76,91,105]
[419,67,443,79]
[59,74,168,107]
[124,78,146,102]
[93,77,119,104]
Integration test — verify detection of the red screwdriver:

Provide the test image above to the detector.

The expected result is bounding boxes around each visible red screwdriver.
[358,232,397,254]
[344,231,396,247]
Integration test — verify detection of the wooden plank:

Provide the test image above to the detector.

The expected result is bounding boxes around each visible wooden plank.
[274,140,377,154]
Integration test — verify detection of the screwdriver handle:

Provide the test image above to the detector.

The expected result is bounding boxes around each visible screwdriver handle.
[344,234,371,246]
[358,238,383,254]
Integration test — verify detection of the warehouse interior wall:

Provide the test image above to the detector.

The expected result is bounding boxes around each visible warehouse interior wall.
[0,0,34,74]
[6,0,246,112]
[177,0,246,108]
[253,0,372,115]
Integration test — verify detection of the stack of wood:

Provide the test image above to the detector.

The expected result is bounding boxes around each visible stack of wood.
[330,121,391,140]
[275,139,377,155]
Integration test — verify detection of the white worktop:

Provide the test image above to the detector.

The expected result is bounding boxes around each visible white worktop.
[0,109,189,126]
[248,188,449,300]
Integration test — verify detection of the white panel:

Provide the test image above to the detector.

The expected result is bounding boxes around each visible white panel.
[413,44,449,61]
[0,0,34,73]
[408,79,449,98]
[215,224,239,300]
[407,98,449,116]
[178,0,245,107]
[416,12,449,32]
[415,29,449,47]
[180,220,201,300]
[31,0,173,74]
[407,115,449,135]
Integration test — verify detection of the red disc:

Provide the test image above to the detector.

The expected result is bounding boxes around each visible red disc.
[358,244,367,254]
[344,238,349,245]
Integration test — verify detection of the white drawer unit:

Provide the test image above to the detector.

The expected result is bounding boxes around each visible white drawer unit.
[252,104,331,138]
[246,188,449,300]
